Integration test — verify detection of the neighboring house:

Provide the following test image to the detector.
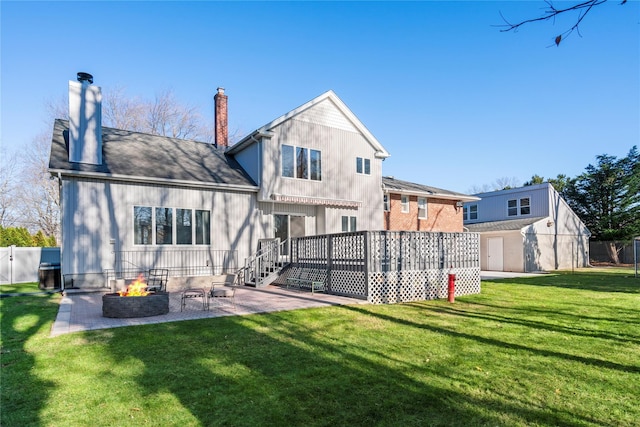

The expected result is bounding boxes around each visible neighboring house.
[49,74,390,287]
[463,183,591,272]
[382,176,479,232]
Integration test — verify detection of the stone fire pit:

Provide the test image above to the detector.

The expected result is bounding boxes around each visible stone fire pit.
[102,292,170,318]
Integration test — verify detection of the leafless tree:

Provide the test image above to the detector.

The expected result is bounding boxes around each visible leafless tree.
[498,0,627,46]
[145,89,204,140]
[16,131,60,240]
[468,176,522,194]
[0,149,20,227]
[102,85,146,132]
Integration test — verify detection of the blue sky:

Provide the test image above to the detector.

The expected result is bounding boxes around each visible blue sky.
[1,1,638,193]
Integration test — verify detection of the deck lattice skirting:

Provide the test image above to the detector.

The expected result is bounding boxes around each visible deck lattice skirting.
[277,231,480,304]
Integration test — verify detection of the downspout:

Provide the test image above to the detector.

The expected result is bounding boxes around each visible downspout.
[520,228,528,273]
[57,172,64,291]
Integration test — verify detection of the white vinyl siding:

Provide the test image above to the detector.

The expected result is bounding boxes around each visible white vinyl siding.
[260,117,383,231]
[60,178,262,278]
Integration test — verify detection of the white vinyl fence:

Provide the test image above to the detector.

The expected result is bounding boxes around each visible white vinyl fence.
[0,246,61,285]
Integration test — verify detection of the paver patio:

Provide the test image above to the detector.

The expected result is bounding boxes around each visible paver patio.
[50,285,368,337]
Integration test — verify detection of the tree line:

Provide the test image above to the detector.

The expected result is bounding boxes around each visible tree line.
[0,226,57,247]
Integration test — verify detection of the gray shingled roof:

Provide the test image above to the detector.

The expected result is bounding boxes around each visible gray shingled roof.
[465,217,547,232]
[49,119,257,188]
[382,176,478,201]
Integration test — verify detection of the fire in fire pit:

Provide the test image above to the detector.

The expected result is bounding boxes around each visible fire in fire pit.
[118,274,150,296]
[102,275,169,318]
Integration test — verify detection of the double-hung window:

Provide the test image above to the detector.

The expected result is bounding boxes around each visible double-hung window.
[282,144,321,181]
[383,194,390,211]
[401,195,410,213]
[418,197,427,219]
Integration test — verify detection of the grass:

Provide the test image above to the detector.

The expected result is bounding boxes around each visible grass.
[1,268,639,426]
[0,282,49,295]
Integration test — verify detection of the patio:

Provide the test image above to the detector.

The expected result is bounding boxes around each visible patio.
[50,285,367,337]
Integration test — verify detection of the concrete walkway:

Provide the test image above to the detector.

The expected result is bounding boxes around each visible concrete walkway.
[50,285,368,337]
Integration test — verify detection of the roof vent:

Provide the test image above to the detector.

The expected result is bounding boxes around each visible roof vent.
[77,72,93,84]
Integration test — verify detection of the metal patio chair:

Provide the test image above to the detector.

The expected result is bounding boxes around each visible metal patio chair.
[209,273,238,310]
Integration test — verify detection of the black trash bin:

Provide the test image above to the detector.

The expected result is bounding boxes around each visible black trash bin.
[38,263,61,290]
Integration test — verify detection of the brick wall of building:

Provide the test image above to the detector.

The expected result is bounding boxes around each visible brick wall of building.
[383,193,463,232]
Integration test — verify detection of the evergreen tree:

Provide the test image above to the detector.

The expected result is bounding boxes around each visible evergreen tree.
[565,146,639,262]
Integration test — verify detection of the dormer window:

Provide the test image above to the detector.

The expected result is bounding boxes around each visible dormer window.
[508,198,530,216]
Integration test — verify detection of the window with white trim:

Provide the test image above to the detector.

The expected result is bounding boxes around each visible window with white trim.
[282,144,321,181]
[134,206,152,244]
[401,195,409,213]
[155,207,173,245]
[341,216,357,232]
[134,206,210,245]
[383,194,390,212]
[464,204,478,221]
[508,198,531,217]
[418,197,427,219]
[356,157,371,175]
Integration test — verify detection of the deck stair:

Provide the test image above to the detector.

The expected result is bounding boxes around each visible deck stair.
[242,239,288,288]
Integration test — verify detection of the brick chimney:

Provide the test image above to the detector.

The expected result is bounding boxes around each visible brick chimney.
[214,87,228,148]
[68,72,102,164]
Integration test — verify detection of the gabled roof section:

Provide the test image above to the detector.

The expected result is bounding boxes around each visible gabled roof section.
[472,182,551,198]
[382,176,480,202]
[227,90,390,158]
[465,217,547,232]
[49,119,257,190]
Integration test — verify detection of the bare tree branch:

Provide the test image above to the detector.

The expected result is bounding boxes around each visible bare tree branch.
[497,0,616,45]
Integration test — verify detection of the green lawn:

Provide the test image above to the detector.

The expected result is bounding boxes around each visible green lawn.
[1,269,638,427]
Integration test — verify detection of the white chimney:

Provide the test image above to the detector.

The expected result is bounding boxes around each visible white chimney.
[68,72,102,164]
